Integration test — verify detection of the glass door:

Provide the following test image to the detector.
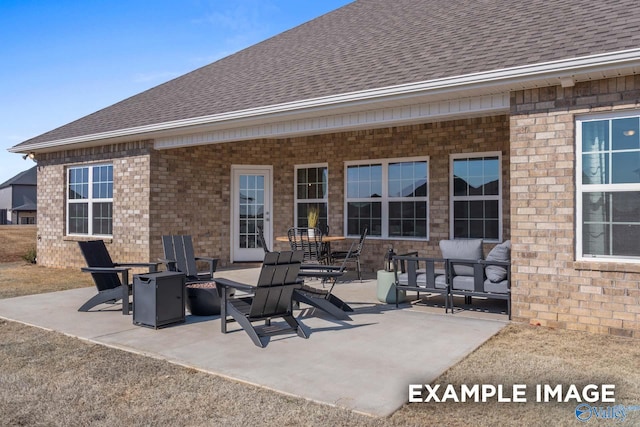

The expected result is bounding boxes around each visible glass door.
[232,166,272,262]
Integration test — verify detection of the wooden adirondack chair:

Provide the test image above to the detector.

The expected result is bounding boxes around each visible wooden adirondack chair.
[161,235,218,282]
[293,242,356,321]
[78,240,158,315]
[214,251,307,348]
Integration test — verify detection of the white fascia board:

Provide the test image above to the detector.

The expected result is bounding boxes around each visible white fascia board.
[11,48,640,154]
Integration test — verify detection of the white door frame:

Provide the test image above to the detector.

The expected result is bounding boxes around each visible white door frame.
[230,165,273,262]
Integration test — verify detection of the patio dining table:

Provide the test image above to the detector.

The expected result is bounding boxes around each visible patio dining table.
[274,235,346,244]
[275,235,346,261]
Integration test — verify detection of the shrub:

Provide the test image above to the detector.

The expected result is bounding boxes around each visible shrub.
[22,247,37,264]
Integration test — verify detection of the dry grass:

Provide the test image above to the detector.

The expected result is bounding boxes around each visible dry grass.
[0,228,639,426]
[0,225,37,262]
[0,262,93,299]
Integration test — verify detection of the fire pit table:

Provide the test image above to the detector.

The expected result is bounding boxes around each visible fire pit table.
[185,282,230,316]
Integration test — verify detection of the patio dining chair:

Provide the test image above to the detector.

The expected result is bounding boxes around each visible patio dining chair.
[287,227,328,264]
[330,226,368,281]
[214,250,308,348]
[78,240,158,315]
[257,225,269,253]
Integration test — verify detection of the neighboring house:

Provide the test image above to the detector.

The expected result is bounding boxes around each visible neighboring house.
[0,166,37,225]
[8,0,640,337]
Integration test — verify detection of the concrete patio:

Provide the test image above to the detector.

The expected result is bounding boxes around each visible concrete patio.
[0,268,507,417]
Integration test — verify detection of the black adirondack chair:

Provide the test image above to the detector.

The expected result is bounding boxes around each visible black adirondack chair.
[293,242,356,320]
[78,240,158,315]
[161,235,218,282]
[214,251,308,348]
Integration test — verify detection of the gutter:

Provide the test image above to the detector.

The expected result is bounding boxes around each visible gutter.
[10,48,640,153]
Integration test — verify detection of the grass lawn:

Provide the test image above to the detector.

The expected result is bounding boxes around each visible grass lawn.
[0,227,638,426]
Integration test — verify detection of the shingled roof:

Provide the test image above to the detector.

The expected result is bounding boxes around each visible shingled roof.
[0,166,37,189]
[13,0,640,149]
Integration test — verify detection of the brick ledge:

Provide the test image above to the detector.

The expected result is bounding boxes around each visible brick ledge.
[573,261,640,274]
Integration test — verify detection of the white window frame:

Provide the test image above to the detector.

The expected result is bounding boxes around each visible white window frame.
[576,111,640,263]
[66,163,113,237]
[344,156,429,240]
[449,152,503,242]
[294,163,329,229]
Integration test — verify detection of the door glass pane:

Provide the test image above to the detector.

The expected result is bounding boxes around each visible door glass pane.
[238,174,265,249]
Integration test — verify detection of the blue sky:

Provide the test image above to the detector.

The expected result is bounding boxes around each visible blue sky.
[0,0,352,183]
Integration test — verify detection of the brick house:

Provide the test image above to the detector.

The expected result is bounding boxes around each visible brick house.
[0,166,37,225]
[9,0,640,337]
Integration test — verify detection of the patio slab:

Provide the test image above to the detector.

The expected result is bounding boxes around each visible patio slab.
[0,269,507,417]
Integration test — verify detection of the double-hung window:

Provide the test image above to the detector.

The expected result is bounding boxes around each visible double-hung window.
[345,158,428,239]
[450,153,501,241]
[67,164,113,236]
[295,165,328,231]
[577,113,640,261]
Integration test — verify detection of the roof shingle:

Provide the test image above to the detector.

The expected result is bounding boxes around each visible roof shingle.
[15,0,640,148]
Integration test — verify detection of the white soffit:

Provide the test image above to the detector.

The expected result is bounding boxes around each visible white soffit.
[154,93,509,149]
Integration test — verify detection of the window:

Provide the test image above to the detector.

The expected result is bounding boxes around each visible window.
[577,113,640,261]
[295,165,328,231]
[67,164,113,236]
[450,153,501,241]
[345,158,428,239]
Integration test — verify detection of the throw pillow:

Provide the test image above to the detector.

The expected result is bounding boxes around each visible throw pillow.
[485,240,511,282]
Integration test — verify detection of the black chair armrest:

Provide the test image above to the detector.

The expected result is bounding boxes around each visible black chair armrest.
[81,266,130,274]
[447,257,483,265]
[300,264,342,271]
[392,255,444,269]
[195,256,219,276]
[213,277,255,293]
[159,258,177,270]
[298,270,343,279]
[396,251,419,257]
[114,262,160,272]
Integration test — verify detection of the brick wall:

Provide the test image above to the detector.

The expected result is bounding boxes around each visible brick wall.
[36,141,153,268]
[35,117,512,318]
[148,116,510,268]
[510,76,640,338]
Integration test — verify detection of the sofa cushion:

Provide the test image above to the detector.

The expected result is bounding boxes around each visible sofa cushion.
[485,240,511,283]
[434,274,448,289]
[397,272,425,286]
[439,239,483,276]
[484,278,509,294]
[451,275,475,291]
[398,272,447,289]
